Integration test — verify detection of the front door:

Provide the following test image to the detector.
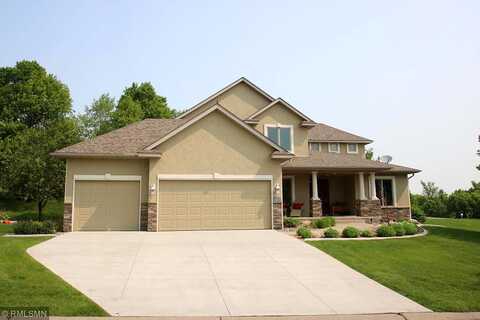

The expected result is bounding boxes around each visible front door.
[318,179,330,215]
[282,177,293,216]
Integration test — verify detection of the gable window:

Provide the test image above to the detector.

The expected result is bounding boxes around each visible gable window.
[347,143,358,154]
[375,177,396,206]
[309,142,321,153]
[265,124,293,152]
[328,143,340,153]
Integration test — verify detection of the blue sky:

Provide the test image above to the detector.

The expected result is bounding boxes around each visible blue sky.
[1,0,479,193]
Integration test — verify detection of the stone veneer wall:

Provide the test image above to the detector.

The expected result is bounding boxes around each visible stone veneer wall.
[355,199,382,217]
[272,195,282,229]
[381,207,410,222]
[147,203,157,232]
[63,203,72,232]
[140,203,148,231]
[311,199,323,217]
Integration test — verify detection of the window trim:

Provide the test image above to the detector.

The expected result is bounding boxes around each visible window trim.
[347,143,358,154]
[309,142,321,153]
[375,176,397,207]
[264,124,294,153]
[328,143,340,153]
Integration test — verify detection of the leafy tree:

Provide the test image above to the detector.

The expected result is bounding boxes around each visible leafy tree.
[78,93,115,139]
[122,82,175,118]
[365,148,374,160]
[111,95,143,129]
[0,61,79,219]
[421,181,444,198]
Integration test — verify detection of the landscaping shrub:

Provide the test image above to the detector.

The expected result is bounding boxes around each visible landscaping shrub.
[296,227,312,239]
[360,229,374,237]
[284,217,301,228]
[342,226,360,238]
[312,217,336,229]
[13,220,56,234]
[412,210,426,223]
[392,223,406,236]
[376,224,396,237]
[402,221,418,235]
[323,227,339,238]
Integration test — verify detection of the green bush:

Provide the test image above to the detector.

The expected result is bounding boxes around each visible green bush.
[342,226,360,238]
[312,217,336,229]
[360,229,374,237]
[376,224,396,237]
[392,223,406,236]
[402,222,418,235]
[323,227,339,238]
[296,227,312,239]
[13,220,56,234]
[284,217,301,228]
[412,210,426,223]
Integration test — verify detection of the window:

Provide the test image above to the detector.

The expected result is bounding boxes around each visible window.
[265,124,293,152]
[375,177,396,206]
[328,143,340,153]
[309,142,321,152]
[347,143,358,154]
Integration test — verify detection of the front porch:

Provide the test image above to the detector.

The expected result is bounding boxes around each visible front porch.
[282,170,410,222]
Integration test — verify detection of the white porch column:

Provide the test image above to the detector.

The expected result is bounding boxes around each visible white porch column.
[358,172,367,200]
[369,172,379,200]
[311,171,319,200]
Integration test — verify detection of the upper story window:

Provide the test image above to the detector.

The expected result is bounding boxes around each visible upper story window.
[309,142,321,153]
[265,124,293,152]
[347,143,358,154]
[328,143,340,153]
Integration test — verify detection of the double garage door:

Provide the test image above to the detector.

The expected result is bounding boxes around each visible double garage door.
[73,179,271,231]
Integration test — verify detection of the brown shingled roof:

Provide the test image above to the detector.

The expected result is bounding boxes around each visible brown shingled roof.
[385,164,421,174]
[308,123,373,143]
[52,118,187,157]
[282,152,392,171]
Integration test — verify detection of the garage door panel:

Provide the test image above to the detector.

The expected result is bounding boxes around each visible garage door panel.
[158,180,271,231]
[73,180,140,231]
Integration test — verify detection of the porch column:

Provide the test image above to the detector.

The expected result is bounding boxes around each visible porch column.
[311,171,322,217]
[369,173,379,200]
[311,171,319,200]
[358,172,367,200]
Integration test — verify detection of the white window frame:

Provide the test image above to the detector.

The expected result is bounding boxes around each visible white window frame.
[375,176,397,207]
[309,142,321,153]
[157,173,275,231]
[71,174,143,232]
[328,143,340,153]
[347,143,358,154]
[264,124,294,153]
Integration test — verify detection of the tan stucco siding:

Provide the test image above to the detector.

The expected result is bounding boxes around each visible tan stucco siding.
[64,158,149,203]
[183,82,271,120]
[254,103,310,156]
[150,110,283,203]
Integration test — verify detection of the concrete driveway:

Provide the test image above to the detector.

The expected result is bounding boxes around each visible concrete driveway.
[28,230,429,316]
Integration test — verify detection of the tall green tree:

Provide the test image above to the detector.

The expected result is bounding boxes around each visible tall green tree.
[111,95,143,129]
[121,82,175,118]
[78,93,115,139]
[0,61,79,219]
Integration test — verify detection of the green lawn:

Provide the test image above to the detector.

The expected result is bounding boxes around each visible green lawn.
[0,223,13,234]
[309,219,480,312]
[0,236,108,316]
[426,217,480,232]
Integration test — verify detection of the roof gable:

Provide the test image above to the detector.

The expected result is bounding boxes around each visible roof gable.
[177,77,275,119]
[146,104,290,153]
[247,98,315,123]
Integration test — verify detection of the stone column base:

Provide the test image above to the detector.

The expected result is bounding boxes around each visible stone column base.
[355,199,382,216]
[140,203,148,231]
[311,199,323,217]
[147,203,157,232]
[63,203,72,232]
[272,202,283,230]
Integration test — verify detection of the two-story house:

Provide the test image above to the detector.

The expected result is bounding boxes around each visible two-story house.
[53,77,420,232]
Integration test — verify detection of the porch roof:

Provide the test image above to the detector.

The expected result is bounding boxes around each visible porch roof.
[282,153,420,173]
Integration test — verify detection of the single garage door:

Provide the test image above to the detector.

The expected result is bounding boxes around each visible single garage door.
[158,180,271,231]
[73,180,140,231]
